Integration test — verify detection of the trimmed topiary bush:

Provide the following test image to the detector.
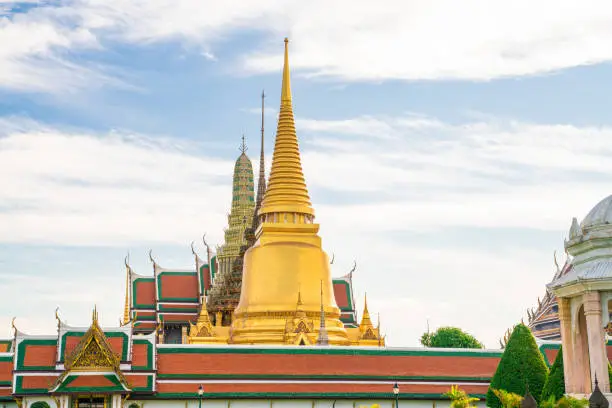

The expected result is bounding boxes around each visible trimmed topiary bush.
[541,347,565,401]
[486,324,549,408]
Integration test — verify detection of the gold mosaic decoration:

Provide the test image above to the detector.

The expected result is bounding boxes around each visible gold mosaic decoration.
[51,307,130,392]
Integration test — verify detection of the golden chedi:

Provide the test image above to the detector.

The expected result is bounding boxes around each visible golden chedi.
[230,39,349,345]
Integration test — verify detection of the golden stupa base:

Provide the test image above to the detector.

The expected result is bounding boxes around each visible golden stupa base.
[230,308,349,345]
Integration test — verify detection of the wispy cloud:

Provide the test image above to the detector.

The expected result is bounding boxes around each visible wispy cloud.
[1,112,609,347]
[2,113,609,244]
[0,117,233,245]
[4,0,612,92]
[242,0,612,81]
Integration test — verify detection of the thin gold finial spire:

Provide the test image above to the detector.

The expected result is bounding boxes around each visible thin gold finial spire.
[259,38,314,219]
[123,255,131,325]
[281,38,291,105]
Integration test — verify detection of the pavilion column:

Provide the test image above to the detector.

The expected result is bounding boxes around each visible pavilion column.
[584,291,610,393]
[559,297,577,393]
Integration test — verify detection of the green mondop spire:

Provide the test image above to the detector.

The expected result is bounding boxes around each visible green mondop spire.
[207,136,255,323]
[222,135,255,260]
[231,136,255,211]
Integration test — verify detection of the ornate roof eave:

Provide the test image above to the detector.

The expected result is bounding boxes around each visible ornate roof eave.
[549,277,612,298]
[11,318,30,340]
[49,370,131,394]
[130,269,152,280]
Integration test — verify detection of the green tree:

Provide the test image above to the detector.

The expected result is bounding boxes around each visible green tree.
[541,347,565,401]
[420,327,484,349]
[486,324,549,408]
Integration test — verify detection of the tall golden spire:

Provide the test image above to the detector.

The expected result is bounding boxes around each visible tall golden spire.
[259,38,314,219]
[230,38,348,346]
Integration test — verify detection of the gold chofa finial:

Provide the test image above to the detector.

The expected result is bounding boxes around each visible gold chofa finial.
[92,305,98,323]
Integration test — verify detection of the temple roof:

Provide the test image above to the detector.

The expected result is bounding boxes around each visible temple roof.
[51,308,130,393]
[582,194,612,230]
[549,193,612,293]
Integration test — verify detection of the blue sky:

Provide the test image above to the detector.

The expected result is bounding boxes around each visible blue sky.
[2,0,612,347]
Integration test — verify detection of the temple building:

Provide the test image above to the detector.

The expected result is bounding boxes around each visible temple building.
[548,193,612,395]
[528,214,612,343]
[527,258,569,341]
[7,38,612,406]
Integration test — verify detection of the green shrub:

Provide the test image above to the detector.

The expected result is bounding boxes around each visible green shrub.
[541,347,565,401]
[556,396,588,408]
[486,324,549,408]
[491,389,522,408]
[444,385,479,408]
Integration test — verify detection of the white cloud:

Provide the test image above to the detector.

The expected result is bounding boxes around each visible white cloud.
[242,0,612,81]
[0,117,233,245]
[2,112,611,347]
[299,114,612,235]
[4,0,612,91]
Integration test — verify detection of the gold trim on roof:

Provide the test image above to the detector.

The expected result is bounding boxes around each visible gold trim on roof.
[53,308,130,392]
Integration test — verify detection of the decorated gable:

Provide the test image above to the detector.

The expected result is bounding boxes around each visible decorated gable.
[51,309,130,394]
[59,328,129,363]
[333,277,357,327]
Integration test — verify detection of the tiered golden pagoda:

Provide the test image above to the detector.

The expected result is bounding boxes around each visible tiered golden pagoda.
[179,38,383,347]
[230,39,350,345]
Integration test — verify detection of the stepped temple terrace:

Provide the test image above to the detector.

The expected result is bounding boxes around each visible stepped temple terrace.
[4,38,612,408]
